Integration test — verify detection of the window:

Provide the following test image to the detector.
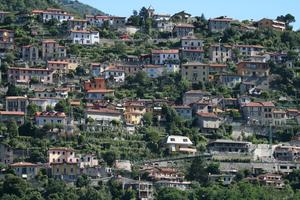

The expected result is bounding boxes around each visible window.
[183,139,188,142]
[170,138,175,141]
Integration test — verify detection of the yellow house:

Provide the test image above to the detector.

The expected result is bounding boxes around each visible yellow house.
[48,147,79,164]
[124,112,144,125]
[51,162,80,181]
[124,102,146,125]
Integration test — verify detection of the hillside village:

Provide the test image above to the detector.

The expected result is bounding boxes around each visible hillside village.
[0,1,300,199]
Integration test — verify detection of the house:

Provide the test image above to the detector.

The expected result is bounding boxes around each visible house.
[42,39,66,60]
[234,45,264,57]
[68,19,88,30]
[29,98,61,111]
[103,67,125,83]
[5,96,28,113]
[241,101,275,125]
[84,77,106,91]
[181,36,204,50]
[219,74,242,88]
[33,88,69,99]
[0,144,13,165]
[69,30,100,45]
[90,63,107,77]
[124,102,146,125]
[143,65,164,78]
[207,139,252,154]
[22,45,39,62]
[116,64,143,76]
[183,90,211,105]
[114,160,132,172]
[86,89,114,102]
[172,24,194,37]
[250,173,285,189]
[32,8,74,23]
[273,145,300,162]
[35,111,67,127]
[0,111,25,125]
[47,60,78,74]
[51,162,80,181]
[180,49,204,62]
[48,147,79,164]
[237,61,270,77]
[257,18,286,31]
[208,17,236,32]
[171,11,192,23]
[173,105,192,120]
[151,49,179,65]
[164,63,180,73]
[86,15,126,29]
[273,110,287,126]
[208,64,227,77]
[210,44,232,63]
[79,154,99,168]
[7,67,55,84]
[191,99,213,113]
[85,109,122,126]
[156,21,174,32]
[165,135,197,155]
[142,166,192,190]
[208,174,236,185]
[181,62,209,83]
[115,177,154,200]
[180,35,204,62]
[240,76,269,95]
[10,162,42,180]
[196,112,222,130]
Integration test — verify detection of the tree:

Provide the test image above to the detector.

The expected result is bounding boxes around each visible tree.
[7,120,19,137]
[277,14,296,26]
[143,112,153,126]
[102,151,118,167]
[54,100,69,113]
[6,84,24,96]
[76,175,91,188]
[2,174,28,197]
[156,188,188,200]
[18,121,37,137]
[27,103,41,117]
[187,157,208,184]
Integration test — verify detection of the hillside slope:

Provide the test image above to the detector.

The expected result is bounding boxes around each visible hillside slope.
[57,0,106,16]
[0,0,105,16]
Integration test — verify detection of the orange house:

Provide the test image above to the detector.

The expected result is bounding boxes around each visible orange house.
[84,77,106,91]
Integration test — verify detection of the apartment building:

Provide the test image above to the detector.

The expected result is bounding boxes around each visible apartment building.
[8,67,55,84]
[69,30,100,45]
[181,62,209,83]
[42,39,66,60]
[208,17,236,32]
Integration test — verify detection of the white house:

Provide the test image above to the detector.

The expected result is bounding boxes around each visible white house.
[35,111,67,127]
[29,98,61,111]
[196,112,222,130]
[85,109,122,126]
[103,67,125,83]
[151,49,179,65]
[69,30,100,45]
[32,8,74,23]
[165,135,196,155]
